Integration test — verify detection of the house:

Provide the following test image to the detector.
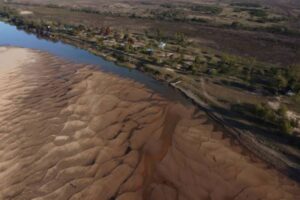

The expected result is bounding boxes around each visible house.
[159,42,166,49]
[286,90,296,96]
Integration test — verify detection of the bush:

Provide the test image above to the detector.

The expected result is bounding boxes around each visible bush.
[188,64,197,74]
[216,54,241,75]
[114,53,129,62]
[274,74,288,92]
[249,9,268,18]
[209,69,218,76]
[190,5,223,15]
[280,118,293,134]
[174,32,186,45]
[231,3,262,8]
[289,65,300,92]
[231,103,296,134]
[230,21,244,29]
[190,17,208,23]
[233,7,267,18]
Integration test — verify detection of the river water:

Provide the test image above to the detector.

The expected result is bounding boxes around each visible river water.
[0,21,187,103]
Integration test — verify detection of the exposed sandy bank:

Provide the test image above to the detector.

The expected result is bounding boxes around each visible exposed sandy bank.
[19,10,33,15]
[0,47,299,200]
[0,47,35,71]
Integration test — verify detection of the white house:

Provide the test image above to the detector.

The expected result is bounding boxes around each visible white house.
[159,42,166,49]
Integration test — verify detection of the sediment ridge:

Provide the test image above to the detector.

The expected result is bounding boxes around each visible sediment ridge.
[0,47,299,200]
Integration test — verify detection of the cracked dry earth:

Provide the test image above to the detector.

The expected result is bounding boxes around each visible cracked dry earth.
[0,47,299,200]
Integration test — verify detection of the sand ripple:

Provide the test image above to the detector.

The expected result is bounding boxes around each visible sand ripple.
[0,47,299,200]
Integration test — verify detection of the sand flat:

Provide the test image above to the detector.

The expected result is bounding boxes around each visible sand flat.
[0,47,299,200]
[0,47,34,71]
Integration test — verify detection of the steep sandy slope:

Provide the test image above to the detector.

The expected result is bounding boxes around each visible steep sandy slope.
[0,47,299,200]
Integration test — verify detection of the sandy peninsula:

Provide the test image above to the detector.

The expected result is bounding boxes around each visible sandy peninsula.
[0,47,299,200]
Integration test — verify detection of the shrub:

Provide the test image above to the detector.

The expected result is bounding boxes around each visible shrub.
[194,55,202,64]
[249,9,267,18]
[274,74,288,92]
[232,103,296,134]
[174,32,186,45]
[188,64,197,74]
[209,69,218,76]
[190,5,223,15]
[231,3,262,8]
[230,21,244,29]
[280,118,293,134]
[232,6,267,18]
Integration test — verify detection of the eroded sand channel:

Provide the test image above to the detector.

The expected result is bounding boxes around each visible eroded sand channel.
[0,47,299,200]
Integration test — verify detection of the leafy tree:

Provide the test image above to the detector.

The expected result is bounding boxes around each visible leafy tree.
[275,74,288,92]
[188,64,197,74]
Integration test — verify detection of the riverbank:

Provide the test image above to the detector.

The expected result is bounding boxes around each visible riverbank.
[0,46,299,199]
[1,10,300,183]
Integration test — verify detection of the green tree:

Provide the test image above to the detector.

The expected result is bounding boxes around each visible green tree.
[275,74,288,92]
[188,64,197,74]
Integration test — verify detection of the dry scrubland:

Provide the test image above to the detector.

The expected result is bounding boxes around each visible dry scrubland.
[0,47,299,199]
[3,0,300,66]
[9,0,300,7]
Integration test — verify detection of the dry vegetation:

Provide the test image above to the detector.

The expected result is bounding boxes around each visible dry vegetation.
[2,0,300,65]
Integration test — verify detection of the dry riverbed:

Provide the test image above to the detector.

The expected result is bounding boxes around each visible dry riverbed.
[0,47,299,200]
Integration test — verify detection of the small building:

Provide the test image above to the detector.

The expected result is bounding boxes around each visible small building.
[286,90,296,96]
[159,42,166,49]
